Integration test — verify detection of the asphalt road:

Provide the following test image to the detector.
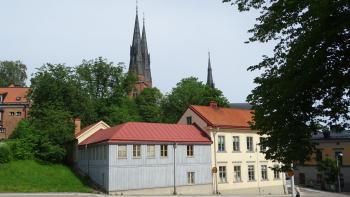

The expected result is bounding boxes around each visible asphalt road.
[0,188,348,197]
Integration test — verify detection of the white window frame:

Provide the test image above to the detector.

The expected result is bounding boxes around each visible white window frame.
[219,166,227,183]
[187,172,195,184]
[232,136,240,152]
[247,137,254,152]
[233,165,241,182]
[160,145,168,157]
[218,136,225,152]
[187,145,194,157]
[273,165,280,179]
[117,145,127,159]
[261,165,268,180]
[147,145,155,158]
[133,144,141,158]
[248,165,255,181]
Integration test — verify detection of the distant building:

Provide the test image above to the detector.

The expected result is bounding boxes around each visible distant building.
[178,102,285,194]
[76,122,212,194]
[229,103,252,110]
[0,85,30,139]
[295,130,350,191]
[128,6,152,96]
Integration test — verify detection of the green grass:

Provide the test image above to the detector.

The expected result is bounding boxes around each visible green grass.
[0,160,93,192]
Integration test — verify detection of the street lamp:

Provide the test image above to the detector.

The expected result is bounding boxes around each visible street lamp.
[337,153,343,193]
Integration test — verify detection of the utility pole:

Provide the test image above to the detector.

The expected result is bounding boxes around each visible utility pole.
[291,163,295,197]
[173,143,177,195]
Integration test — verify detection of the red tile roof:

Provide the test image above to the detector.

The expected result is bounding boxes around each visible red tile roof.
[0,87,30,103]
[79,122,212,145]
[189,105,253,129]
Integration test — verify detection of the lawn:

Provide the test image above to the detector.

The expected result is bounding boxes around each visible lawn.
[0,160,93,192]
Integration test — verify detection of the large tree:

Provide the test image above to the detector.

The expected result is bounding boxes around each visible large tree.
[0,60,27,87]
[224,0,350,168]
[161,77,229,123]
[135,88,163,123]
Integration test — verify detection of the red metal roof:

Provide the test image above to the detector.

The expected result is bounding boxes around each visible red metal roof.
[189,105,253,129]
[0,87,30,103]
[79,122,212,145]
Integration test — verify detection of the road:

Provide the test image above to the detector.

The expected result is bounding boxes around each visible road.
[0,188,348,197]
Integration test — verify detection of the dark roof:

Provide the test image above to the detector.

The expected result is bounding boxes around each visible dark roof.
[79,122,212,145]
[312,130,350,140]
[229,103,252,110]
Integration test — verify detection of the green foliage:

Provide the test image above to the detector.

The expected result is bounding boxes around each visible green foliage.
[0,60,27,87]
[317,158,339,184]
[0,160,92,192]
[224,0,350,167]
[0,143,11,164]
[105,98,142,125]
[161,77,229,123]
[135,88,163,122]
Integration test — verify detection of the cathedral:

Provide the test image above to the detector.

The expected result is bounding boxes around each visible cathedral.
[128,6,215,97]
[128,7,152,97]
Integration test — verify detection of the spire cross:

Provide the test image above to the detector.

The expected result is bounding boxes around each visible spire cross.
[136,0,138,15]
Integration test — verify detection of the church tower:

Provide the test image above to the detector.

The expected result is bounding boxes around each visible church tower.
[129,5,152,96]
[206,52,215,88]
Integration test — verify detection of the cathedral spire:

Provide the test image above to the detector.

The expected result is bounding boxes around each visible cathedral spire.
[207,52,215,88]
[129,2,143,76]
[141,13,152,86]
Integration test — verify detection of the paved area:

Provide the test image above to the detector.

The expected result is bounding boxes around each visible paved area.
[0,188,349,197]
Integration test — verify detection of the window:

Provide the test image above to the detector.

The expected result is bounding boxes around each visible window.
[259,137,266,152]
[247,137,254,152]
[118,145,127,158]
[248,165,255,181]
[160,145,168,157]
[9,112,15,116]
[133,145,141,158]
[16,96,21,101]
[186,116,192,125]
[218,136,225,152]
[316,149,322,161]
[232,136,240,151]
[16,112,21,116]
[187,172,195,184]
[233,166,241,182]
[335,151,343,166]
[273,165,280,179]
[261,165,268,180]
[219,166,227,183]
[147,145,155,158]
[187,145,194,157]
[0,95,3,103]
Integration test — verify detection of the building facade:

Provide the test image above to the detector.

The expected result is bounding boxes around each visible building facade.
[76,122,212,193]
[0,85,30,139]
[177,102,285,194]
[128,7,152,96]
[295,130,350,192]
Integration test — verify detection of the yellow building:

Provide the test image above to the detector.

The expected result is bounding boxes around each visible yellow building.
[295,130,350,192]
[178,102,285,194]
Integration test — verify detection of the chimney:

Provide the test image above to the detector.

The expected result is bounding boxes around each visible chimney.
[209,101,218,109]
[74,118,81,135]
[8,84,15,87]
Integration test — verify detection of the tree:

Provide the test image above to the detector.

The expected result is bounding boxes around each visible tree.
[317,158,339,187]
[224,0,350,168]
[0,60,27,87]
[135,88,163,123]
[161,77,229,123]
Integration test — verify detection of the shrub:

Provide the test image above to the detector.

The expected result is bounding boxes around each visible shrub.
[9,139,36,160]
[0,143,11,163]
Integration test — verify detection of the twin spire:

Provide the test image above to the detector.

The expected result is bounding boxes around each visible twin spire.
[129,3,152,92]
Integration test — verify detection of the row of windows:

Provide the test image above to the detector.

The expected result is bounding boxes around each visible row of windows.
[217,136,266,152]
[8,112,21,116]
[316,149,343,165]
[118,144,194,159]
[218,165,280,183]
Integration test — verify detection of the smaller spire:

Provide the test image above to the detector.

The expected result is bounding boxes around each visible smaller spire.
[207,51,215,88]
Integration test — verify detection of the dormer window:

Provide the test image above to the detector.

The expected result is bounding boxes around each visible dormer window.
[16,96,21,101]
[0,95,3,103]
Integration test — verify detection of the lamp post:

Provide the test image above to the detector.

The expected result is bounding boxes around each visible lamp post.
[337,153,343,193]
[173,143,177,195]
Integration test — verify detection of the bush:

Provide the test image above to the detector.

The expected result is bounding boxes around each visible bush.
[0,143,11,163]
[36,141,66,163]
[9,139,36,160]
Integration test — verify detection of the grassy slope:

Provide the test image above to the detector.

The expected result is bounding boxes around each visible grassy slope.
[0,160,92,192]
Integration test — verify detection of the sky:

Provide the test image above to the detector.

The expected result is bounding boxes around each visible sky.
[0,0,275,103]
